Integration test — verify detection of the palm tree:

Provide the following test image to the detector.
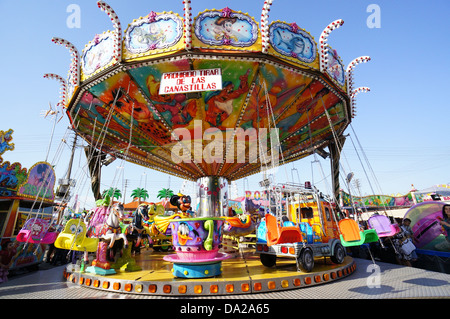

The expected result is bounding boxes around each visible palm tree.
[102,187,122,201]
[157,188,174,200]
[130,187,149,204]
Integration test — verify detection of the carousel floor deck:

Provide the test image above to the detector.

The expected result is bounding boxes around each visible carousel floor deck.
[1,252,449,301]
[62,247,356,296]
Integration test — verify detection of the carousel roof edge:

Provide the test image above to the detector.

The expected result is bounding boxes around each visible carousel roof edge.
[66,49,351,111]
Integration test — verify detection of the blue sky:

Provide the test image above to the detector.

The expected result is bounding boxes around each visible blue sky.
[0,0,449,207]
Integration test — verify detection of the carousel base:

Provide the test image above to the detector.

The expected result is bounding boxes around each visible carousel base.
[171,261,223,278]
[85,266,116,276]
[163,252,231,278]
[62,248,356,296]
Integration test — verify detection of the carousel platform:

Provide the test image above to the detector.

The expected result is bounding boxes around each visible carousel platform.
[62,247,356,296]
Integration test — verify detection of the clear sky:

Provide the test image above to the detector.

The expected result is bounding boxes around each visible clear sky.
[0,0,449,208]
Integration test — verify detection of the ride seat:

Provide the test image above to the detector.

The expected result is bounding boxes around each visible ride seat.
[367,214,400,237]
[339,218,361,242]
[338,218,379,247]
[266,214,302,246]
[16,218,58,244]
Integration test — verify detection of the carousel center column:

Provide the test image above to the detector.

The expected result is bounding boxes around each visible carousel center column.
[163,176,230,278]
[196,176,229,217]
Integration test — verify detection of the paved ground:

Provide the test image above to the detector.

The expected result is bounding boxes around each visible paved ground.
[0,258,448,299]
[0,258,447,318]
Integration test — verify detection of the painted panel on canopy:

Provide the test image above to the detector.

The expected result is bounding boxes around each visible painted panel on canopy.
[275,81,341,140]
[218,77,265,174]
[239,63,313,132]
[71,92,166,160]
[191,59,258,132]
[326,46,346,89]
[280,102,347,155]
[81,31,116,81]
[96,130,198,178]
[72,92,130,135]
[193,8,261,51]
[127,59,200,130]
[268,21,319,69]
[282,121,347,163]
[88,71,172,146]
[296,85,343,127]
[132,59,257,134]
[221,60,313,174]
[278,97,344,145]
[192,57,258,175]
[123,11,184,62]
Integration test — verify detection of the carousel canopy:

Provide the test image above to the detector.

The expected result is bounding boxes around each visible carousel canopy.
[51,2,363,182]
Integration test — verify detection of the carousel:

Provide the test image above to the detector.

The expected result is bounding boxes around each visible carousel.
[44,0,374,295]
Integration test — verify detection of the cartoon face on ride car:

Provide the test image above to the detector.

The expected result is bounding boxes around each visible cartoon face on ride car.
[177,222,194,245]
[172,219,223,248]
[62,219,88,245]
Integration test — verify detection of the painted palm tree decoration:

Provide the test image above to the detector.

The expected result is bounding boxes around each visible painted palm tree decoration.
[102,187,122,201]
[131,188,149,204]
[157,188,174,200]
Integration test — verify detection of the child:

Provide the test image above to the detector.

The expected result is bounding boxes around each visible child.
[400,218,414,239]
[436,204,450,251]
[393,218,417,266]
[0,241,18,283]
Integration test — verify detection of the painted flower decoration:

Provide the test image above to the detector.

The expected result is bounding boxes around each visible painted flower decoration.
[221,7,232,18]
[147,11,157,23]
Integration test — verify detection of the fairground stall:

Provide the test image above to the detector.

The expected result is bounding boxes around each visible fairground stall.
[0,129,58,272]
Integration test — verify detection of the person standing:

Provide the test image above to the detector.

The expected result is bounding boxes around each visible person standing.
[0,241,19,283]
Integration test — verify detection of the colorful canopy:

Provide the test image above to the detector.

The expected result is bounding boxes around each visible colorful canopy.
[59,5,353,181]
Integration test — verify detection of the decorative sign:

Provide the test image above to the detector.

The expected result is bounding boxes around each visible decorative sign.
[340,191,416,208]
[326,48,345,86]
[0,129,14,156]
[0,160,27,193]
[269,22,316,63]
[194,8,258,47]
[124,12,183,54]
[17,162,55,201]
[81,32,115,76]
[159,68,222,94]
